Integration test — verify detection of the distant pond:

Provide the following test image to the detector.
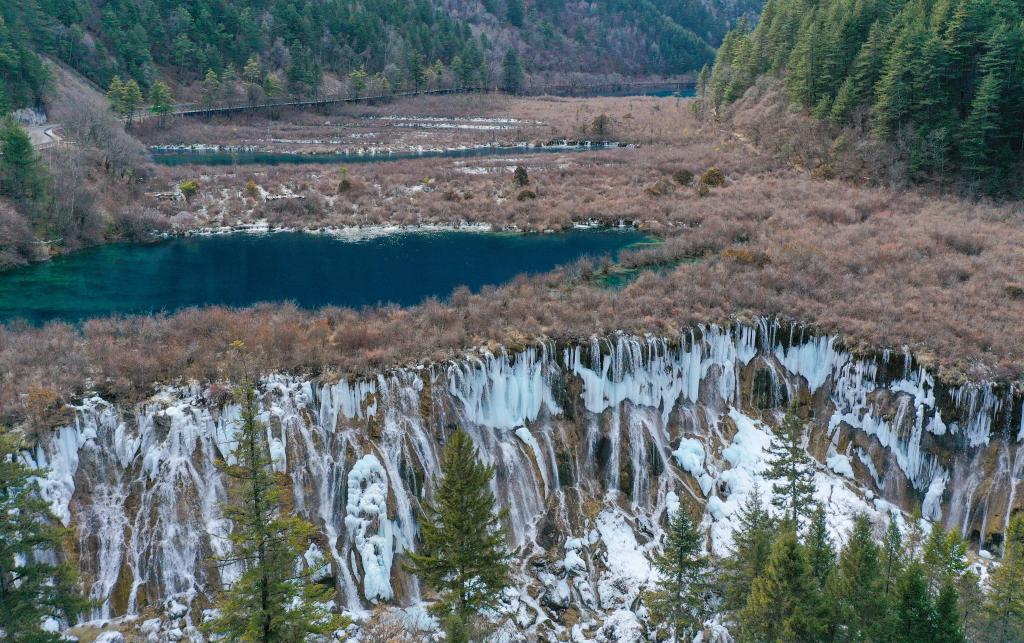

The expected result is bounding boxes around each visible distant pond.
[0,229,650,324]
[151,141,630,166]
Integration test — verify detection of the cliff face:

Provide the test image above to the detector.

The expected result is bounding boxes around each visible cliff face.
[27,320,1023,640]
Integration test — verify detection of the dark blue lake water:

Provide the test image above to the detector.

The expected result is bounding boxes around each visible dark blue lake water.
[0,230,649,324]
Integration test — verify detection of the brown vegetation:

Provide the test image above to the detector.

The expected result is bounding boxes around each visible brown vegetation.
[2,93,1023,425]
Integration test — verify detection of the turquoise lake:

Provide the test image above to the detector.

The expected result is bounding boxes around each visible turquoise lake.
[0,230,648,324]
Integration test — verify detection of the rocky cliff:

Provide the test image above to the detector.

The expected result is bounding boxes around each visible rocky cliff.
[27,319,1022,640]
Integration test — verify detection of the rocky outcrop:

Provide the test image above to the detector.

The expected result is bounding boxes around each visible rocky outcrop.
[29,319,1023,640]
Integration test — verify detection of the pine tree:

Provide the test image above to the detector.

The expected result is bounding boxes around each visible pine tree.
[739,529,828,642]
[721,486,776,612]
[881,519,904,597]
[0,428,89,642]
[201,69,220,107]
[766,406,816,530]
[805,504,835,587]
[895,561,937,642]
[959,72,1003,178]
[148,80,173,127]
[348,67,368,99]
[934,579,966,643]
[501,49,524,94]
[0,118,47,201]
[121,79,143,126]
[243,55,264,105]
[106,75,127,117]
[921,524,967,593]
[203,377,344,642]
[647,507,709,642]
[982,513,1024,642]
[403,430,512,638]
[826,514,887,642]
[506,0,525,27]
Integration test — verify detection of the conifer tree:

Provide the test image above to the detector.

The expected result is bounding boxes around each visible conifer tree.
[882,519,904,597]
[201,69,220,107]
[204,377,344,642]
[895,561,936,641]
[766,406,816,530]
[739,529,828,641]
[721,486,775,612]
[959,72,1002,178]
[501,49,524,94]
[934,579,966,643]
[148,81,173,127]
[982,513,1024,642]
[0,119,47,202]
[921,524,967,593]
[404,430,511,640]
[805,504,834,587]
[120,79,143,126]
[0,428,89,642]
[826,513,887,642]
[106,75,127,117]
[647,507,709,642]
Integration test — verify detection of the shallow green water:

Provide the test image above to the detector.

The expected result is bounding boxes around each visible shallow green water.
[0,229,649,324]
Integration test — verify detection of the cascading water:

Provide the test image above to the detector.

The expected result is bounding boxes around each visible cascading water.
[25,319,1024,641]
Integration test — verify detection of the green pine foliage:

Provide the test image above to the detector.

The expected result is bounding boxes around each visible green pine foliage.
[403,429,512,637]
[934,579,966,643]
[805,504,835,587]
[203,378,345,642]
[0,428,89,642]
[0,118,48,202]
[0,6,49,113]
[825,514,888,641]
[982,513,1024,641]
[739,529,829,641]
[765,406,816,530]
[895,560,938,641]
[706,0,1024,189]
[647,507,710,641]
[720,486,776,612]
[501,49,524,95]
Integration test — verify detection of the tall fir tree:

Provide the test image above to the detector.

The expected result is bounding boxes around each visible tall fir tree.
[647,506,709,641]
[766,406,816,530]
[895,561,937,642]
[721,486,776,612]
[881,519,904,597]
[404,430,512,640]
[982,513,1024,641]
[148,80,173,127]
[805,504,835,587]
[0,118,47,201]
[826,513,888,642]
[934,579,966,643]
[921,524,967,593]
[739,529,828,642]
[0,428,89,642]
[501,49,524,95]
[203,376,344,642]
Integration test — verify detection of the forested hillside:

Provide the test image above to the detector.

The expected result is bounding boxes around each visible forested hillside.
[1,0,756,113]
[706,0,1024,191]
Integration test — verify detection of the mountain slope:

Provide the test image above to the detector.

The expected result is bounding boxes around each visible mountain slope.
[705,0,1024,193]
[3,0,758,111]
